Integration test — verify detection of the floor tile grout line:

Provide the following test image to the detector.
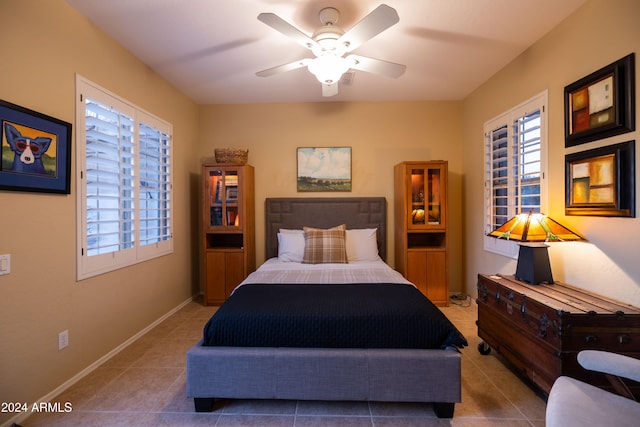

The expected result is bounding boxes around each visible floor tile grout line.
[21,302,548,425]
[466,349,542,423]
[444,304,545,424]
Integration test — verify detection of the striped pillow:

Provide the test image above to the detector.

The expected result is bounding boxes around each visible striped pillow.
[302,224,347,264]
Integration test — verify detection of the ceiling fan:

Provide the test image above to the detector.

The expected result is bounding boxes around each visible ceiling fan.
[256,4,406,97]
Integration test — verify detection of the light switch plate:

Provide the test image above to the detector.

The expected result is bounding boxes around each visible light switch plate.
[0,254,10,275]
[58,330,69,350]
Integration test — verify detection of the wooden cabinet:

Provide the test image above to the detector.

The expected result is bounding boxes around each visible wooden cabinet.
[476,274,640,396]
[394,161,448,305]
[202,164,255,305]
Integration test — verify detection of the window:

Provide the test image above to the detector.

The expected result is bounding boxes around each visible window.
[76,76,173,279]
[483,91,548,257]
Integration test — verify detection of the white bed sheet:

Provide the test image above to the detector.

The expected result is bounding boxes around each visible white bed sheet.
[235,258,413,292]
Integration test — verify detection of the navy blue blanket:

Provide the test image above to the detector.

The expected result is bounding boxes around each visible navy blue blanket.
[203,283,467,349]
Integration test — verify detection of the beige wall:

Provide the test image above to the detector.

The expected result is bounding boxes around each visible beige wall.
[462,0,640,305]
[3,0,640,423]
[198,101,464,274]
[0,1,199,423]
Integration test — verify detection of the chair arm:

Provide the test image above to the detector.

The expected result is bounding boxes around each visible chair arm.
[578,350,640,383]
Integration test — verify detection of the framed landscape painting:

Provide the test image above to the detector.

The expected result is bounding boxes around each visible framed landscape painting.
[297,147,352,192]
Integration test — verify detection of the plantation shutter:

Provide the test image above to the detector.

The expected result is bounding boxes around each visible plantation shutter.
[76,75,173,280]
[138,119,171,247]
[84,98,136,256]
[483,91,547,257]
[515,111,542,214]
[486,123,510,232]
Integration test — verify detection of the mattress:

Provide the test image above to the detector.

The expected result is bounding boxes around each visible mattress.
[237,258,416,286]
[203,259,467,350]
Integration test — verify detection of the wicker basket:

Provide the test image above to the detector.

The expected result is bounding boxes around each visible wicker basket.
[214,148,248,164]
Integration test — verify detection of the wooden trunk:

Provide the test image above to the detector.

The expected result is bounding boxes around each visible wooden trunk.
[476,274,640,396]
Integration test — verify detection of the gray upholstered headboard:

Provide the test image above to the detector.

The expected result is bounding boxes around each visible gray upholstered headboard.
[265,197,387,261]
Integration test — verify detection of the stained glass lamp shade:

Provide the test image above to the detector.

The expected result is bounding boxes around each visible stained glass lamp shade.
[488,212,583,284]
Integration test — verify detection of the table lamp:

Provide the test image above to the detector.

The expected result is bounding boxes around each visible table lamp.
[488,212,583,284]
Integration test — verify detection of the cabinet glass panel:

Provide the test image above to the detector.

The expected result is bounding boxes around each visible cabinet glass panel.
[427,168,441,225]
[410,168,426,224]
[410,167,442,226]
[208,169,239,228]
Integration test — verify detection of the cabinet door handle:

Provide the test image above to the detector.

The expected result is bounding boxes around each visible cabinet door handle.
[619,334,631,344]
[585,335,598,343]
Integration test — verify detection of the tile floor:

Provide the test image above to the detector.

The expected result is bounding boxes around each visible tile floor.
[22,297,547,426]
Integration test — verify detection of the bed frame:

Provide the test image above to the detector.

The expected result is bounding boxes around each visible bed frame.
[186,197,462,418]
[263,197,388,261]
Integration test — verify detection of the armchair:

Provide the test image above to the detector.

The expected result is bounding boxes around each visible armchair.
[546,350,640,427]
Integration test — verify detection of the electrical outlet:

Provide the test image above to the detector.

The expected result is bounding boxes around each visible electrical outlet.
[58,330,69,350]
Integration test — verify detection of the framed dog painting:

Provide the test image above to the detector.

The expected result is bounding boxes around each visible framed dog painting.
[0,99,72,194]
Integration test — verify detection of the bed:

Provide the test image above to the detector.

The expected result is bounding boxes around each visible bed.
[186,197,466,418]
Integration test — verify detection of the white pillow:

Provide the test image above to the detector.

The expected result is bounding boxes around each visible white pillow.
[346,228,380,262]
[277,229,304,262]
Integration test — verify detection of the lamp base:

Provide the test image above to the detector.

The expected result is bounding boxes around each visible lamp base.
[515,242,554,285]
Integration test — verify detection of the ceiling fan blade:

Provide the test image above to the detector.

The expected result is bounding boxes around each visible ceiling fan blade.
[322,83,339,97]
[258,13,318,50]
[338,4,399,52]
[256,58,311,77]
[346,54,406,78]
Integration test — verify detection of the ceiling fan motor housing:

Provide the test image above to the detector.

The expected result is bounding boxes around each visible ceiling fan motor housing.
[312,7,346,55]
[319,7,340,26]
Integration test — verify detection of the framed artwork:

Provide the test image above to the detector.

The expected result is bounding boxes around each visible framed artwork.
[297,147,351,192]
[564,53,635,147]
[0,99,72,194]
[565,140,635,217]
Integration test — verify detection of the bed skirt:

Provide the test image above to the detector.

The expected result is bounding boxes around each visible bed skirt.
[186,340,462,418]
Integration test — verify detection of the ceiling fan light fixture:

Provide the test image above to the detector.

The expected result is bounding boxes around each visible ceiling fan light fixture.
[307,53,350,85]
[256,4,405,95]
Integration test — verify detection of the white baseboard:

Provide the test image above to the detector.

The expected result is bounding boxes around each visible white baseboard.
[3,295,197,427]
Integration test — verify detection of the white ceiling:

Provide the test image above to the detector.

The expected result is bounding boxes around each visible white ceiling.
[66,0,586,105]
